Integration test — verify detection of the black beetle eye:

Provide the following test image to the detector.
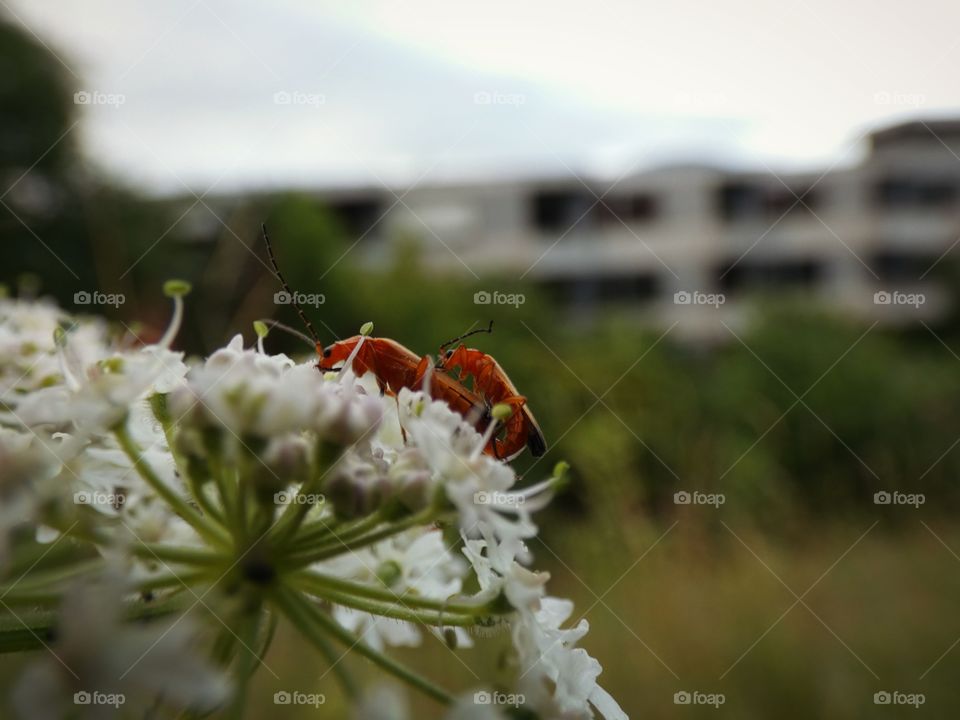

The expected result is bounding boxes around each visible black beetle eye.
[323,348,332,358]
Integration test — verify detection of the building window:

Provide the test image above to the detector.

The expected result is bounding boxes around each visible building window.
[717,182,817,221]
[717,182,765,221]
[596,194,659,225]
[530,190,594,233]
[540,274,659,304]
[873,177,959,210]
[870,250,940,280]
[717,259,823,292]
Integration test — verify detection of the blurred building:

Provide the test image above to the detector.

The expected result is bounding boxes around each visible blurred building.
[198,119,960,333]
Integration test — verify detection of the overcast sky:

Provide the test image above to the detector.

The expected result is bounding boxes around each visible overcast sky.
[7,0,960,195]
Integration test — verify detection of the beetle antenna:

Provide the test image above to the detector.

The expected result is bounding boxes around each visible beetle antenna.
[439,320,494,351]
[255,319,317,349]
[262,223,321,344]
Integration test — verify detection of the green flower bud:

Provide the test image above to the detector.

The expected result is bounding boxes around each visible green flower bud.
[163,279,192,298]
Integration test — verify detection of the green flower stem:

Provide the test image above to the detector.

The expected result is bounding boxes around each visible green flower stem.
[0,589,62,606]
[0,594,193,654]
[271,591,357,701]
[288,512,384,553]
[208,451,236,535]
[272,585,453,705]
[150,392,219,526]
[270,443,340,547]
[136,568,213,593]
[283,508,449,568]
[130,542,228,567]
[230,466,249,545]
[0,557,104,594]
[290,570,503,617]
[226,607,263,720]
[300,586,480,627]
[115,424,230,549]
[0,608,58,652]
[188,473,226,526]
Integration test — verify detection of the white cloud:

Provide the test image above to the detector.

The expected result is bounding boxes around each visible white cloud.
[8,0,960,194]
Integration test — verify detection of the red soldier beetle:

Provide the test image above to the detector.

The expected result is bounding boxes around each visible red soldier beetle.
[262,225,545,460]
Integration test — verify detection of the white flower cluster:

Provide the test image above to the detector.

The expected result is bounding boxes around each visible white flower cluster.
[0,294,625,720]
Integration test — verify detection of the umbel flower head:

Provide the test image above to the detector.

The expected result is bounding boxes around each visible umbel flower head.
[0,288,626,720]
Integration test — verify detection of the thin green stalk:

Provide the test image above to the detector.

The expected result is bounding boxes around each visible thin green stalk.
[288,512,384,553]
[302,586,480,627]
[283,508,447,568]
[188,473,225,526]
[290,570,502,617]
[226,608,263,720]
[0,594,193,654]
[271,586,453,705]
[115,424,230,549]
[0,557,104,594]
[136,568,216,593]
[130,542,227,567]
[272,590,358,700]
[270,443,338,546]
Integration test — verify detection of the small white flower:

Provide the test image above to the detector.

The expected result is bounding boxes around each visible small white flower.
[394,389,544,549]
[316,528,467,651]
[169,335,381,443]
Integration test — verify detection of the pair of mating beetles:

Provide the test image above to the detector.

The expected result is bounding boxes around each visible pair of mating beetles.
[263,226,545,461]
